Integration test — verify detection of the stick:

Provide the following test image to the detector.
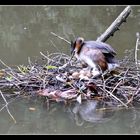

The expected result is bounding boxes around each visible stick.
[111,80,122,94]
[126,87,140,105]
[51,6,131,44]
[40,51,62,65]
[50,32,71,44]
[96,6,132,42]
[100,87,128,108]
[106,89,128,108]
[135,32,140,65]
[0,90,16,123]
[0,59,21,83]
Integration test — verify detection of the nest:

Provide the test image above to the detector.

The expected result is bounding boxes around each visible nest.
[0,50,140,109]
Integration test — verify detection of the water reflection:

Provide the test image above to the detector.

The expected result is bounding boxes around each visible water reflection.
[0,97,140,134]
[68,100,116,125]
[0,5,140,134]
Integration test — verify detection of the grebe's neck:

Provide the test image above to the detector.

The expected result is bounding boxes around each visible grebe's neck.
[77,42,84,54]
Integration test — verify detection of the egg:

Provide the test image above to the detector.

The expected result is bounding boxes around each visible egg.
[72,72,80,79]
[79,70,87,76]
[91,70,100,77]
[79,74,89,80]
[86,71,92,78]
[68,76,73,79]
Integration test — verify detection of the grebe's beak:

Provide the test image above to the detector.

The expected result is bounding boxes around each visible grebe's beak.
[69,41,76,63]
[69,48,75,63]
[70,41,75,54]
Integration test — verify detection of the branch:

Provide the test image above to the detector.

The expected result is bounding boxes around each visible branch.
[100,87,128,108]
[50,6,132,47]
[50,32,71,44]
[0,90,16,123]
[96,6,132,42]
[135,32,140,65]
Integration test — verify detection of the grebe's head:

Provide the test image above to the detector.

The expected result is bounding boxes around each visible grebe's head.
[75,37,84,46]
[70,37,84,55]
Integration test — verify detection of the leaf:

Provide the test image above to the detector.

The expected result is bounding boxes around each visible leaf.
[38,88,78,101]
[17,65,28,74]
[56,89,77,100]
[5,76,13,81]
[45,65,57,70]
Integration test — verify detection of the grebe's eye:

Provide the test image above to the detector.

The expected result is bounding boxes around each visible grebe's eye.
[77,37,84,44]
[79,39,83,43]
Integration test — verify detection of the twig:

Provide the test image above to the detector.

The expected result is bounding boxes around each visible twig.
[111,80,122,94]
[122,68,130,84]
[100,87,128,108]
[0,59,12,70]
[40,51,62,65]
[50,32,71,44]
[135,32,140,65]
[58,52,75,70]
[49,40,61,53]
[0,59,21,83]
[0,90,16,123]
[126,87,140,105]
[129,86,140,104]
[28,57,33,67]
[50,32,74,65]
[97,6,132,42]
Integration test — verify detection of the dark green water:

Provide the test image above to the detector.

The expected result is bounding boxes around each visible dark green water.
[0,5,140,134]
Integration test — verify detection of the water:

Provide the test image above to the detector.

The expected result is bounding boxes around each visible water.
[0,5,140,134]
